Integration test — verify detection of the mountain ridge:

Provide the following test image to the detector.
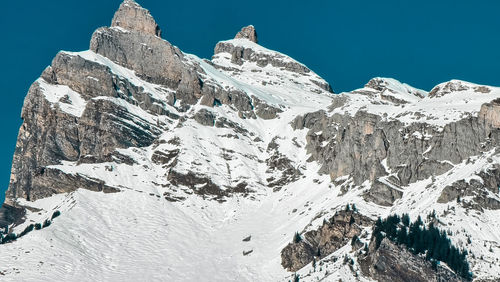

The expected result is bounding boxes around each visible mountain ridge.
[0,1,499,281]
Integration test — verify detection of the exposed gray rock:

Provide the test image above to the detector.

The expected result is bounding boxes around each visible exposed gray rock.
[281,210,372,272]
[212,29,332,87]
[6,80,161,203]
[234,25,258,43]
[78,98,162,157]
[90,27,202,105]
[265,137,302,191]
[364,180,403,207]
[359,238,462,282]
[46,51,179,118]
[151,149,179,166]
[293,104,499,205]
[281,241,315,272]
[429,80,470,98]
[438,163,500,210]
[252,96,282,120]
[30,168,119,200]
[214,117,250,136]
[193,109,216,126]
[0,204,25,229]
[214,40,312,74]
[111,0,162,37]
[479,98,500,129]
[166,170,249,202]
[365,77,426,99]
[265,152,302,191]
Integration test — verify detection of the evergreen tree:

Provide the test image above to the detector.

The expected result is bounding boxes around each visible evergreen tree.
[371,213,472,280]
[1,233,17,244]
[51,210,61,220]
[349,216,355,225]
[19,224,34,237]
[43,219,51,228]
[293,232,302,243]
[431,259,438,270]
[375,232,384,249]
[402,213,410,227]
[396,226,408,245]
[351,235,359,246]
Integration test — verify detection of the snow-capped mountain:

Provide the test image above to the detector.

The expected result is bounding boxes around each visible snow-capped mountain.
[0,1,499,281]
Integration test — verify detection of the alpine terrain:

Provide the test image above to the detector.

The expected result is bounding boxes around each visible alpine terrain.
[0,1,499,281]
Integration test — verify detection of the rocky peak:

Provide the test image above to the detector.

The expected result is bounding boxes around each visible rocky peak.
[364,77,427,99]
[427,79,496,98]
[234,25,258,43]
[111,0,162,37]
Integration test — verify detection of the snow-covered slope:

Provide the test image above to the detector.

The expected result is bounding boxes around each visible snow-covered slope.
[1,1,500,281]
[331,77,500,127]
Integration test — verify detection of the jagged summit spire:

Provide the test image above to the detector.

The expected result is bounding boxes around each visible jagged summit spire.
[111,0,162,37]
[234,25,258,43]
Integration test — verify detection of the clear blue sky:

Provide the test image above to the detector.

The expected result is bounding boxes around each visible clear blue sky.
[0,0,499,203]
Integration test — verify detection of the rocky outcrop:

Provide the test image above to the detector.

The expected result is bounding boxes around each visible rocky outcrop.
[212,26,332,85]
[429,80,470,98]
[364,179,404,207]
[166,170,250,201]
[252,96,282,120]
[214,39,314,75]
[281,241,315,272]
[111,0,162,37]
[365,77,426,99]
[193,109,216,126]
[429,80,493,98]
[265,137,302,191]
[359,238,462,282]
[293,94,500,205]
[30,168,119,200]
[281,210,372,272]
[0,204,25,229]
[2,0,500,280]
[6,79,160,203]
[438,163,500,210]
[90,27,202,104]
[479,98,500,129]
[234,25,258,43]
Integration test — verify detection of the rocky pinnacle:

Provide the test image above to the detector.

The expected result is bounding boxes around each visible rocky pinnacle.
[111,0,162,37]
[234,25,258,43]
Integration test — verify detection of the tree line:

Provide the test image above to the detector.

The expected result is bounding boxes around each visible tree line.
[373,212,472,280]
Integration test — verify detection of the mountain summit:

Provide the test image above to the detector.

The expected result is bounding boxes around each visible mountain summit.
[234,25,258,43]
[0,1,499,281]
[111,0,162,37]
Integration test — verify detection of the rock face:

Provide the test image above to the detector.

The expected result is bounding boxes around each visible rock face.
[479,98,500,129]
[234,25,258,43]
[3,0,332,209]
[438,163,500,210]
[90,24,202,103]
[281,210,372,271]
[2,1,500,281]
[293,87,500,206]
[359,238,462,282]
[111,0,161,37]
